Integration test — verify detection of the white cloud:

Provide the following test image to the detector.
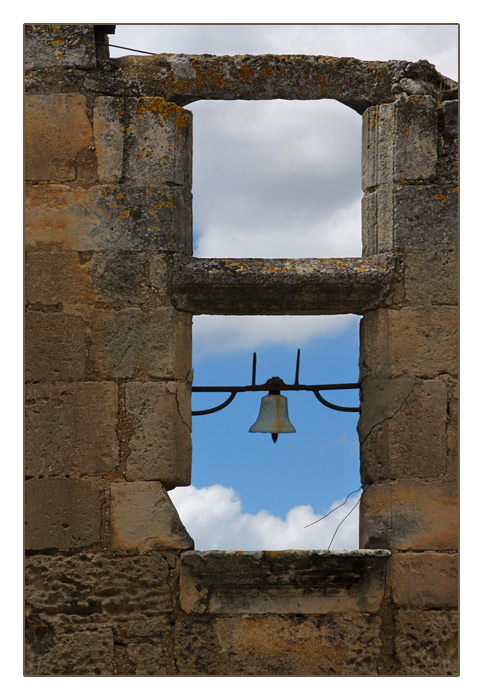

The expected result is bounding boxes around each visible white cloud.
[193,314,358,359]
[170,483,360,551]
[192,99,362,259]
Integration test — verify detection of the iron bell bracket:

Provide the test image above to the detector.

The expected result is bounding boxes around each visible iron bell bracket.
[191,349,360,416]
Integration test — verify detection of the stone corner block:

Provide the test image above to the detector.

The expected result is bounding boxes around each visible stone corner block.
[25,24,97,70]
[390,552,458,608]
[25,477,102,550]
[395,609,458,675]
[124,381,191,487]
[359,480,458,551]
[110,481,193,553]
[25,94,93,182]
[362,94,438,191]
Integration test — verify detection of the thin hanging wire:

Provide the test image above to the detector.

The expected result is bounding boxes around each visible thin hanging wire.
[304,486,362,528]
[96,42,157,55]
[327,495,361,550]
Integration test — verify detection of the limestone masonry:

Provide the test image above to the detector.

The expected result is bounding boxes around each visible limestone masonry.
[24,24,458,675]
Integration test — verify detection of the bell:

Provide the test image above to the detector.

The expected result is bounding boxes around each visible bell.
[249,393,296,443]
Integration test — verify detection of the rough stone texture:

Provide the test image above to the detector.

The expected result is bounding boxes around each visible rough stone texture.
[124,97,192,187]
[24,552,174,623]
[25,184,192,253]
[359,378,449,482]
[99,54,456,113]
[171,254,396,315]
[358,372,416,443]
[24,626,114,676]
[93,96,125,183]
[362,95,438,189]
[447,379,459,478]
[394,610,458,676]
[24,24,97,70]
[25,478,103,550]
[402,251,458,307]
[437,100,458,183]
[180,550,390,614]
[25,251,97,311]
[25,94,93,182]
[360,308,458,378]
[390,553,458,607]
[359,481,458,551]
[175,613,382,676]
[89,252,149,306]
[124,381,191,485]
[25,382,119,477]
[89,308,191,380]
[110,481,194,552]
[25,312,86,381]
[362,182,458,255]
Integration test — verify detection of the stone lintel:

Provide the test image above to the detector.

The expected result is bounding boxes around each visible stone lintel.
[105,54,457,112]
[171,255,396,315]
[180,549,391,614]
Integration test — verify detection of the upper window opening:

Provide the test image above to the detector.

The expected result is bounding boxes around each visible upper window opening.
[190,100,362,259]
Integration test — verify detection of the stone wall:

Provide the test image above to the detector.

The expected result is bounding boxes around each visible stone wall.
[24,24,458,676]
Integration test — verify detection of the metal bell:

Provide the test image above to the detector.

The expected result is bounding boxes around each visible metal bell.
[249,393,296,443]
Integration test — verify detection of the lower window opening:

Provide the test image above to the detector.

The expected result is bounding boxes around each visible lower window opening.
[171,314,362,551]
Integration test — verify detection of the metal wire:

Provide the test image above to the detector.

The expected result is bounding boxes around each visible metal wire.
[304,487,362,528]
[95,42,157,55]
[327,496,361,550]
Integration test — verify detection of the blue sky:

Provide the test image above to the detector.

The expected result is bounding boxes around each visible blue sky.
[110,24,458,549]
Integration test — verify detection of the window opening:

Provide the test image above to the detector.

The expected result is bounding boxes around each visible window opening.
[190,99,362,259]
[171,314,361,551]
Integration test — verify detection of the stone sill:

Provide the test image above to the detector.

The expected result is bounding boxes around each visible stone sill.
[180,549,391,615]
[171,254,396,315]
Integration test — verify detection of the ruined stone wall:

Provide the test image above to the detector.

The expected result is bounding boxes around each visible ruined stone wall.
[24,24,458,676]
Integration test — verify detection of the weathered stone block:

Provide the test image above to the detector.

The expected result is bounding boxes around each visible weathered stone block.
[447,379,459,478]
[89,308,191,380]
[25,184,192,253]
[25,251,97,311]
[390,553,458,607]
[116,639,175,675]
[360,378,449,481]
[362,95,438,190]
[437,100,458,183]
[394,610,458,675]
[180,550,390,615]
[362,182,458,254]
[25,311,86,381]
[360,307,458,378]
[24,24,97,70]
[89,252,149,306]
[124,98,192,187]
[24,625,114,676]
[25,382,119,477]
[359,481,458,550]
[25,94,93,182]
[110,481,193,552]
[402,251,458,307]
[24,552,174,622]
[25,478,103,550]
[175,613,382,676]
[124,381,191,486]
[147,253,169,298]
[93,96,125,183]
